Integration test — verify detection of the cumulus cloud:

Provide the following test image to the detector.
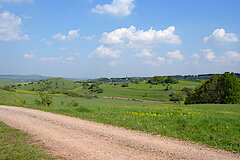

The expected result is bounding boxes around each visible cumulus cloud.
[144,60,160,66]
[89,45,120,58]
[203,49,216,61]
[40,56,75,64]
[100,25,181,46]
[224,51,240,62]
[91,0,135,17]
[135,49,153,58]
[199,49,240,63]
[83,35,95,40]
[191,53,200,59]
[144,50,184,66]
[52,29,80,41]
[157,56,166,62]
[23,53,35,59]
[0,11,29,41]
[204,28,238,44]
[167,50,183,60]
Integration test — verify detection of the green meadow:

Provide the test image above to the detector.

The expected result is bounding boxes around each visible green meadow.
[78,80,201,101]
[0,83,239,153]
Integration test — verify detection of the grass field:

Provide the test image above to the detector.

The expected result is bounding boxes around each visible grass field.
[0,88,239,153]
[75,80,201,101]
[0,81,18,87]
[14,78,82,91]
[0,122,54,160]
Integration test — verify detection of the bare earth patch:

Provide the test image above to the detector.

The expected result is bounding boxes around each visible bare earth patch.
[0,105,239,160]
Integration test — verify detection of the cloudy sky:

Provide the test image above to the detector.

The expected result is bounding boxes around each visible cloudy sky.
[0,0,239,78]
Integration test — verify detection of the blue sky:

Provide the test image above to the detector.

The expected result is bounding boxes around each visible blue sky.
[0,0,239,78]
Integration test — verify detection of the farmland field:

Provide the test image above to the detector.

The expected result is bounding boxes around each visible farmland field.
[0,79,239,153]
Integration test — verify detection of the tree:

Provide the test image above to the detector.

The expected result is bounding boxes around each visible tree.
[165,76,179,84]
[122,83,129,87]
[131,78,142,84]
[185,72,240,104]
[82,82,89,89]
[88,83,103,93]
[169,92,186,102]
[147,76,165,85]
[35,91,53,106]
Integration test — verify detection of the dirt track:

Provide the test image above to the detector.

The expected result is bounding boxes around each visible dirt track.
[0,105,239,160]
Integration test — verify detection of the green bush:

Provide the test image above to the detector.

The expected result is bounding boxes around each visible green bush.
[185,72,240,104]
[35,92,53,106]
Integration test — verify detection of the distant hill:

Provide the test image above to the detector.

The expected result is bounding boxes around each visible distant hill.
[0,74,52,82]
[13,78,82,91]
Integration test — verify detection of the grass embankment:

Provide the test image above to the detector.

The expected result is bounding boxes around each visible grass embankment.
[0,122,55,160]
[0,89,239,153]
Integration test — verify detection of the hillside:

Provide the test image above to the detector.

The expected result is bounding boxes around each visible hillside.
[13,78,82,91]
[0,74,52,82]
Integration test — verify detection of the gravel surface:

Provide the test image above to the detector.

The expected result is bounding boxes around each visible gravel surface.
[0,105,239,160]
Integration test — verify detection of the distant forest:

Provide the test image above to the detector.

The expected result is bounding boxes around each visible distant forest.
[85,73,240,83]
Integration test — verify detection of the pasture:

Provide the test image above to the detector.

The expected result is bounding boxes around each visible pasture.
[78,80,201,101]
[0,85,239,153]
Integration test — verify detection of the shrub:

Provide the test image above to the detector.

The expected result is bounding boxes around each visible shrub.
[122,83,129,87]
[169,92,186,102]
[185,72,240,104]
[35,91,53,106]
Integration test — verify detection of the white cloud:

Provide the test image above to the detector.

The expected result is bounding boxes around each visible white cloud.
[100,25,181,46]
[200,49,240,63]
[157,56,166,62]
[40,56,75,63]
[23,53,35,59]
[144,50,184,66]
[144,60,160,66]
[224,51,240,62]
[203,49,216,61]
[135,49,153,58]
[0,11,29,41]
[204,28,238,44]
[40,38,53,46]
[91,0,135,17]
[191,53,200,59]
[52,29,80,41]
[83,35,95,40]
[167,50,183,60]
[89,45,120,58]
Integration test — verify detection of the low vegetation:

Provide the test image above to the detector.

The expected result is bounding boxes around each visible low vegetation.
[185,72,240,104]
[0,122,54,160]
[0,73,239,153]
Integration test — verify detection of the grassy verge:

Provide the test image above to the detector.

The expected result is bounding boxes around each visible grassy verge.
[0,89,239,153]
[0,122,55,160]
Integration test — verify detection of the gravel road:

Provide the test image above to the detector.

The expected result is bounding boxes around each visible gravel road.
[0,105,239,160]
